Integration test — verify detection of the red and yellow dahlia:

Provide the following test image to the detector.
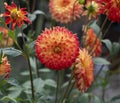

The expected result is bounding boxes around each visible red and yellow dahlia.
[97,0,120,22]
[2,2,31,30]
[49,0,83,23]
[74,49,94,93]
[35,26,80,70]
[84,28,102,57]
[0,55,11,78]
[0,27,14,47]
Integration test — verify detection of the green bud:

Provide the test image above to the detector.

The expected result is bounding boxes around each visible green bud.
[79,0,86,4]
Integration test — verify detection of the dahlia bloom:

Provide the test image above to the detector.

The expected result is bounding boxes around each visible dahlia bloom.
[97,0,120,22]
[0,27,14,47]
[74,49,94,92]
[35,26,79,70]
[2,2,31,30]
[49,0,83,23]
[84,28,102,57]
[0,55,11,78]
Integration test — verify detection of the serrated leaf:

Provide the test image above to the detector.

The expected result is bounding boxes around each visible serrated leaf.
[102,39,112,52]
[93,57,110,65]
[44,79,56,88]
[0,47,22,57]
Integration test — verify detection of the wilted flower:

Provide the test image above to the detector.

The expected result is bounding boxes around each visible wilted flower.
[74,49,94,92]
[0,27,14,47]
[2,2,31,29]
[84,28,102,57]
[35,26,79,70]
[0,55,11,78]
[97,0,120,22]
[49,0,83,23]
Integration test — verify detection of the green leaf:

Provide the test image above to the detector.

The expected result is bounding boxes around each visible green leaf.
[93,57,110,65]
[0,32,3,41]
[109,95,120,103]
[102,39,112,52]
[33,78,45,93]
[0,47,22,57]
[8,86,22,98]
[111,42,120,57]
[7,78,19,86]
[33,10,45,15]
[39,68,51,72]
[0,96,17,103]
[8,30,15,40]
[90,20,102,36]
[79,93,90,103]
[94,96,101,103]
[44,79,56,88]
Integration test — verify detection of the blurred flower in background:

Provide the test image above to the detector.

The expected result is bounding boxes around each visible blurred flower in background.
[49,0,83,23]
[74,49,94,93]
[97,0,120,22]
[35,26,80,70]
[84,28,102,57]
[0,54,11,78]
[2,2,31,30]
[0,27,14,47]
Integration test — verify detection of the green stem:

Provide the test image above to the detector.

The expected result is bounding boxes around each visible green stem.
[60,72,74,103]
[102,21,113,38]
[55,71,60,103]
[21,28,35,100]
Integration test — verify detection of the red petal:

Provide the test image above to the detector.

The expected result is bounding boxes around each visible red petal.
[6,18,12,24]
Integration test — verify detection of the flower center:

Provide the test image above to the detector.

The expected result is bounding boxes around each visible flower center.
[11,9,19,19]
[61,0,70,7]
[54,46,62,54]
[115,0,120,7]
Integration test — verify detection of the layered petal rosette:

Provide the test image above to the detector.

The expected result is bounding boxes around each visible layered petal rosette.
[35,26,80,70]
[49,0,83,23]
[74,49,94,92]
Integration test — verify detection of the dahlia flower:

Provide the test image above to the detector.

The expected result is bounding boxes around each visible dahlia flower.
[0,27,14,47]
[0,55,11,78]
[97,0,120,22]
[84,28,102,57]
[35,26,79,70]
[74,49,94,92]
[49,0,83,23]
[2,2,31,30]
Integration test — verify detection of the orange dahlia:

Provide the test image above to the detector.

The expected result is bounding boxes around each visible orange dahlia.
[97,0,120,22]
[35,26,79,70]
[0,55,11,78]
[2,2,31,30]
[49,0,83,23]
[0,27,14,47]
[84,28,102,57]
[74,49,94,93]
